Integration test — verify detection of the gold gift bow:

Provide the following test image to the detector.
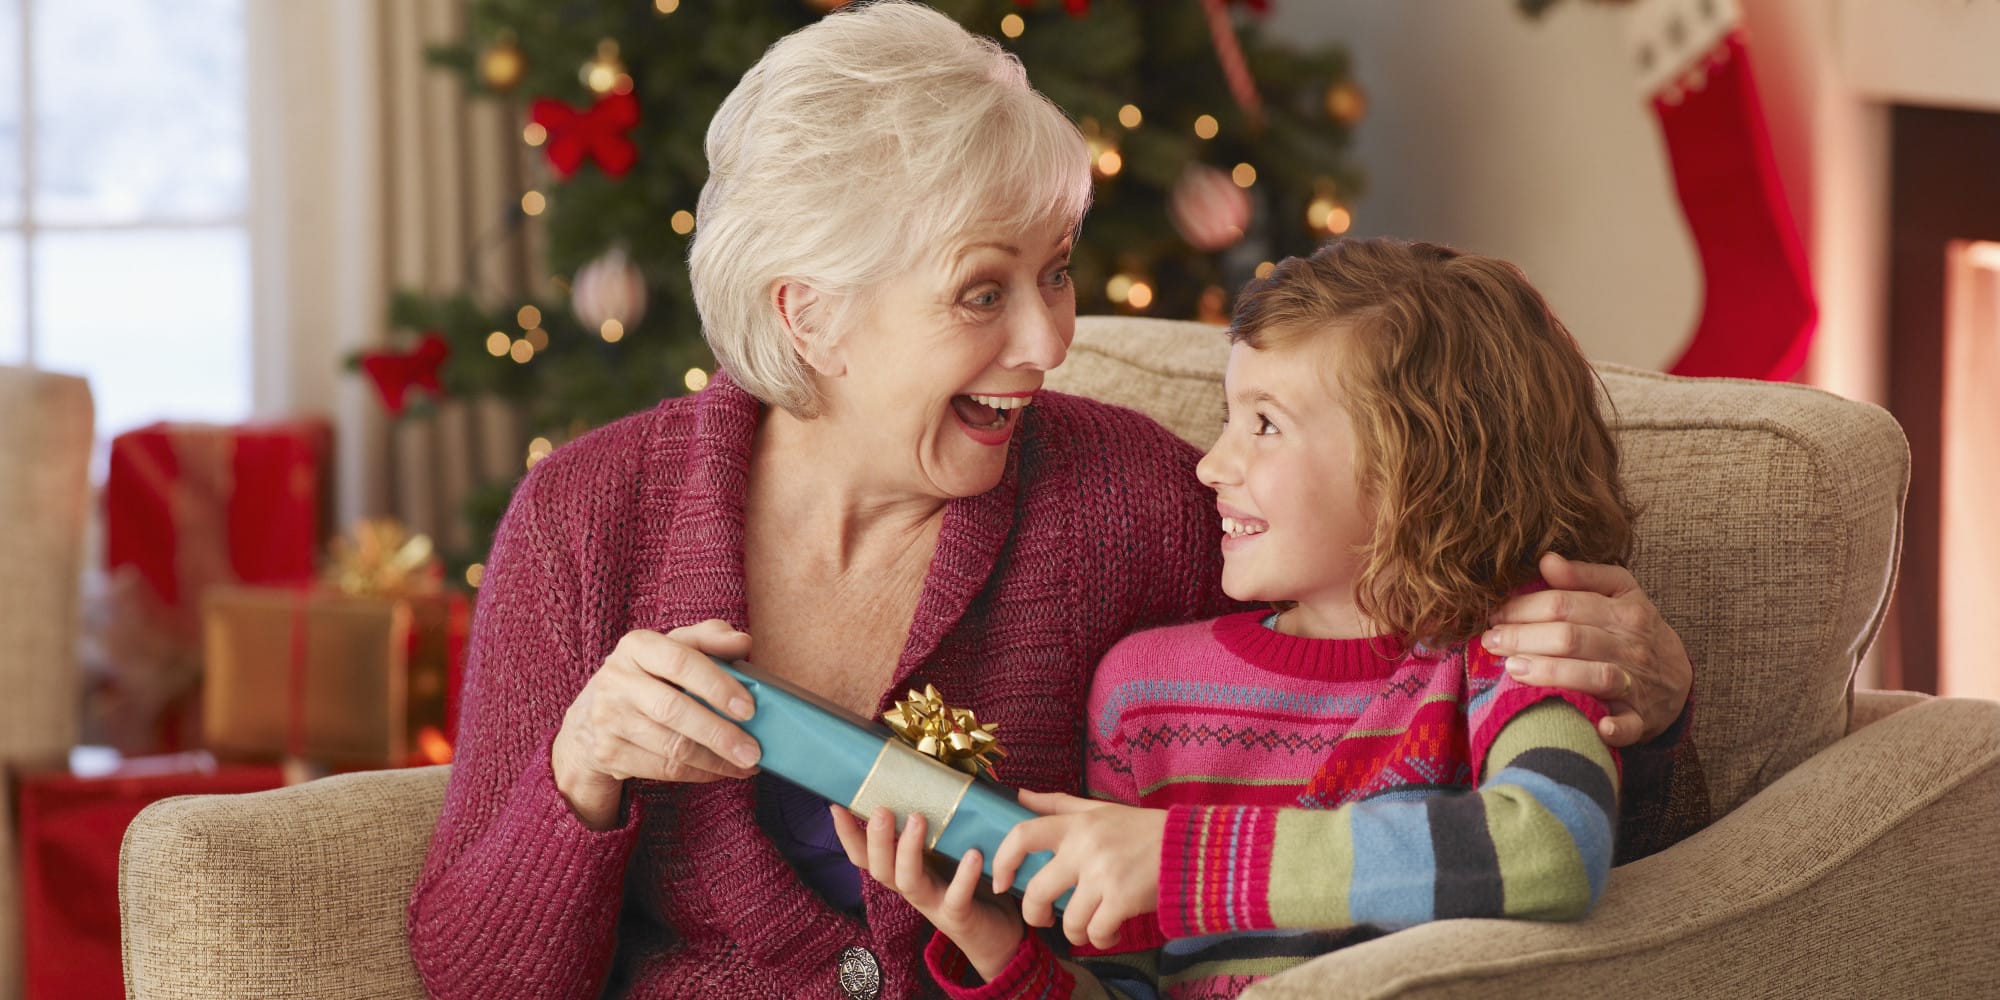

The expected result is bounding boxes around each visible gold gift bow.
[323,518,441,597]
[881,684,1007,779]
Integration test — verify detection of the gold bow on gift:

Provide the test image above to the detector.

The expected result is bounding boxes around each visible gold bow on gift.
[882,685,1007,779]
[323,518,443,597]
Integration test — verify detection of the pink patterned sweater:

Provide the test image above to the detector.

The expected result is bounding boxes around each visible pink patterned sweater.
[926,612,1623,1000]
[404,373,1239,999]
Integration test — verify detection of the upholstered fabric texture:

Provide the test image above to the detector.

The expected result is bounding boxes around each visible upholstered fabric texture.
[0,367,92,1000]
[120,318,1997,999]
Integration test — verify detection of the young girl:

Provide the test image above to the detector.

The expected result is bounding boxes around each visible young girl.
[836,237,1629,999]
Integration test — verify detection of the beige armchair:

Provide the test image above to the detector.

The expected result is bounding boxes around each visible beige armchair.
[0,368,93,1000]
[120,318,2000,998]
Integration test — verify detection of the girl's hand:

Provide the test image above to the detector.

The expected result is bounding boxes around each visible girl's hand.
[550,620,762,830]
[992,791,1165,949]
[1484,552,1695,747]
[831,806,1025,981]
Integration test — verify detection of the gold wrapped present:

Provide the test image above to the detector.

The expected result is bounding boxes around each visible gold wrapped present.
[201,586,465,766]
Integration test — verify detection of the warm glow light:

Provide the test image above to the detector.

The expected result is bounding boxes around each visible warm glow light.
[517,305,541,329]
[525,437,553,470]
[523,123,547,147]
[1127,281,1154,310]
[1326,205,1352,234]
[417,725,455,765]
[1096,149,1123,177]
[684,367,710,392]
[1194,114,1219,140]
[1000,13,1025,38]
[525,327,550,351]
[521,191,546,216]
[1105,274,1134,304]
[464,562,485,588]
[670,210,695,235]
[510,339,534,363]
[1255,261,1276,279]
[485,331,510,357]
[655,0,679,11]
[1231,163,1257,188]
[1118,104,1143,129]
[600,318,625,342]
[611,74,634,95]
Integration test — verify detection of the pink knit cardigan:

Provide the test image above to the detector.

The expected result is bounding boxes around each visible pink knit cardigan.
[406,373,1233,999]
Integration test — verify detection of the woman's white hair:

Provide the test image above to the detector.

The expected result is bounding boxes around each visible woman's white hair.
[689,0,1092,416]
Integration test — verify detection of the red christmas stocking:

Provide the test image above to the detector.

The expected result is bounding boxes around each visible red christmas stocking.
[1629,0,1816,380]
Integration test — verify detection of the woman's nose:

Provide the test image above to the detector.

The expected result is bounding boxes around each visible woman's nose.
[1004,297,1070,371]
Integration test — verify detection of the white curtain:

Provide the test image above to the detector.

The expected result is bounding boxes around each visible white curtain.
[247,0,533,554]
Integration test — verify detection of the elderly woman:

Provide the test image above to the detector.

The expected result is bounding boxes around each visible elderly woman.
[406,5,1697,999]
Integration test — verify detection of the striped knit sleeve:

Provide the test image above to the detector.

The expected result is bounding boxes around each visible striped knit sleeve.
[925,929,1160,1000]
[1157,699,1619,937]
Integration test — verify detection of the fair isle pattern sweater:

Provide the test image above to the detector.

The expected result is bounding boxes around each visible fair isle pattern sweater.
[927,611,1621,1000]
[404,372,1242,1000]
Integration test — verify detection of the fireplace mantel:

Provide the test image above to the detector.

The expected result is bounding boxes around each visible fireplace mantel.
[1840,0,2000,112]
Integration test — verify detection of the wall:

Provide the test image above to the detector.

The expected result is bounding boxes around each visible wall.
[1260,1,1700,370]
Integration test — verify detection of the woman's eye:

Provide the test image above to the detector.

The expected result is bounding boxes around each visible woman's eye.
[1255,415,1278,436]
[1045,263,1073,288]
[966,288,1001,308]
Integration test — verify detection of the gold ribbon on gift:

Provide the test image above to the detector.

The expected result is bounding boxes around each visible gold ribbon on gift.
[322,519,442,597]
[848,685,1007,849]
[881,684,1007,778]
[848,740,975,850]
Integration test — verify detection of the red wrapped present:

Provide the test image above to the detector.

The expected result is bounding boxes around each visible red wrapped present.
[104,419,332,616]
[11,752,286,1000]
[201,585,468,767]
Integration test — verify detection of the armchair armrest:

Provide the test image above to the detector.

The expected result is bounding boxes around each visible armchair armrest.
[1245,696,2000,999]
[120,765,448,1000]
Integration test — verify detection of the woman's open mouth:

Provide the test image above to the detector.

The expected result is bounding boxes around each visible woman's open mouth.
[950,392,1033,446]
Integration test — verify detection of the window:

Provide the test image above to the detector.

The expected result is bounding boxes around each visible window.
[2,0,250,460]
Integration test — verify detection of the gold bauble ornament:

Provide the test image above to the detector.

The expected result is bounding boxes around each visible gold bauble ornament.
[579,39,631,96]
[1325,80,1368,127]
[479,34,526,93]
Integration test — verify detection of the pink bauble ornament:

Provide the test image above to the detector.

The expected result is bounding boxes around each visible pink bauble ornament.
[572,247,647,335]
[1169,164,1251,251]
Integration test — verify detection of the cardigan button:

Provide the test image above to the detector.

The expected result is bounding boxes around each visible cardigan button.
[836,945,882,1000]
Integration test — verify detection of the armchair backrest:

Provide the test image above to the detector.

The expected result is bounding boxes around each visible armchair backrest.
[1051,317,1908,818]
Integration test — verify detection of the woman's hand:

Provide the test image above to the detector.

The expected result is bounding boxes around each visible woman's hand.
[550,619,762,830]
[991,791,1165,950]
[831,806,1026,982]
[1483,552,1694,747]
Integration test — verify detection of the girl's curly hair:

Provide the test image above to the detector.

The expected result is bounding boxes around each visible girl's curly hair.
[1228,237,1633,651]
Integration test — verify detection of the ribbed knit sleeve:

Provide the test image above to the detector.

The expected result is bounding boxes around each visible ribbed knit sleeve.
[1157,699,1619,937]
[406,453,642,1000]
[926,929,1161,1000]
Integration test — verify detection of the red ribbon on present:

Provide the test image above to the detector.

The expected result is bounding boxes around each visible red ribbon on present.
[358,333,449,416]
[530,91,641,179]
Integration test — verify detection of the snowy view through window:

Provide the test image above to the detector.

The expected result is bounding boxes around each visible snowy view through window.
[1,0,250,458]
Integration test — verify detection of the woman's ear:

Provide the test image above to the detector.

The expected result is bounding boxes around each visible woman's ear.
[773,281,844,378]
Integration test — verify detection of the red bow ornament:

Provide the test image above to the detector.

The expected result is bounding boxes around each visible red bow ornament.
[358,333,450,415]
[530,91,641,180]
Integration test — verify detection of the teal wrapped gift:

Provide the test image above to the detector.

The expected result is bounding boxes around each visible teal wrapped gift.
[706,658,1067,909]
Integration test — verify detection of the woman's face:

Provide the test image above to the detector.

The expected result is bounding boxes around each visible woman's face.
[818,215,1076,500]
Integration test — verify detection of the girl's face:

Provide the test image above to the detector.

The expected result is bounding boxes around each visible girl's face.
[812,215,1077,500]
[1195,333,1377,637]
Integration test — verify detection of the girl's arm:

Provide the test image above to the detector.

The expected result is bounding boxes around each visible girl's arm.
[1160,698,1618,937]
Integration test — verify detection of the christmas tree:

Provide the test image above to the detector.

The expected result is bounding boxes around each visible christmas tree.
[378,0,1364,570]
